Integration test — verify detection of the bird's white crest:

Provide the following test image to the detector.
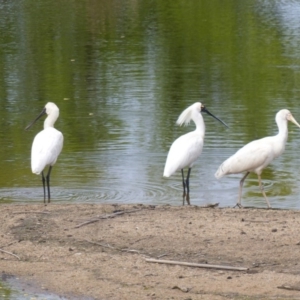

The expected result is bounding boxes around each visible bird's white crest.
[176,102,202,126]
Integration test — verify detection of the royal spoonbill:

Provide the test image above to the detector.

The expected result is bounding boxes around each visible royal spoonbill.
[26,102,64,204]
[163,102,228,205]
[215,109,300,208]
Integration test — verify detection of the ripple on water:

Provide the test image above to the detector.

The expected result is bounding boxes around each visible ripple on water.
[0,177,177,205]
[59,178,177,205]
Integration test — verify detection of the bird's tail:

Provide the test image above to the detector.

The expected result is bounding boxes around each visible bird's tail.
[215,164,226,179]
[163,163,173,178]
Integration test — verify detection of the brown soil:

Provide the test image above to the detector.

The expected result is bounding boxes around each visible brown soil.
[1,203,300,299]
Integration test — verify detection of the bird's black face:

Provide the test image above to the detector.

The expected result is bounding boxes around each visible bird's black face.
[201,106,228,128]
[25,107,47,130]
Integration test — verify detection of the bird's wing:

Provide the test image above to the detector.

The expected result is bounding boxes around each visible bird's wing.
[31,128,64,174]
[215,138,273,178]
[164,132,203,177]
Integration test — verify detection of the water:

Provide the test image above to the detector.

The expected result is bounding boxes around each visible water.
[0,0,300,209]
[0,276,68,300]
[0,274,95,300]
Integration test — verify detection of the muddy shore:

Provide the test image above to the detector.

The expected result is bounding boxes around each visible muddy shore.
[1,203,300,299]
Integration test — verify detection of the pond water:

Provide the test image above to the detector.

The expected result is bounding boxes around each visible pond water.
[0,277,68,300]
[0,274,96,300]
[1,0,300,209]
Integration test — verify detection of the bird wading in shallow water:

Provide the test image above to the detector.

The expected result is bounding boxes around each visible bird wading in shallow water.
[215,109,300,208]
[163,102,228,205]
[26,102,64,204]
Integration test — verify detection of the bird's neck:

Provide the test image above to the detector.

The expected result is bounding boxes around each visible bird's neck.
[44,112,59,129]
[194,112,205,137]
[276,118,288,143]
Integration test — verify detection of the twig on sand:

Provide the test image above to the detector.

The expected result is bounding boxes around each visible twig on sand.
[12,211,50,214]
[84,240,140,254]
[146,258,248,271]
[75,209,142,228]
[0,248,20,260]
[121,249,140,254]
[157,253,168,259]
[85,240,115,249]
[278,285,300,291]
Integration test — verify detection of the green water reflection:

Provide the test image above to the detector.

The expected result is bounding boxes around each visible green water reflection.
[0,278,70,300]
[0,0,300,208]
[0,281,11,299]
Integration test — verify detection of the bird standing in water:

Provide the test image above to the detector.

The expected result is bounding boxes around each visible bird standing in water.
[26,102,64,204]
[164,102,228,205]
[215,109,300,208]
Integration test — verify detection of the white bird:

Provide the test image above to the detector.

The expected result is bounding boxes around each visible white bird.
[25,102,64,204]
[215,109,300,208]
[163,102,228,205]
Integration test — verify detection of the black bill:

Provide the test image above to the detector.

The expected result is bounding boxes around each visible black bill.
[202,106,228,128]
[25,107,47,130]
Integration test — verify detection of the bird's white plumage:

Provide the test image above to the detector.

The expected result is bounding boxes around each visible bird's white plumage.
[163,102,227,205]
[164,102,227,205]
[30,102,63,175]
[31,127,63,174]
[163,131,203,177]
[215,136,283,178]
[26,102,64,203]
[163,102,205,177]
[215,109,300,207]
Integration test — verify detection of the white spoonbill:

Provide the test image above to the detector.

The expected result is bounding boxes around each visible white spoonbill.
[215,109,300,208]
[163,102,228,205]
[25,102,64,204]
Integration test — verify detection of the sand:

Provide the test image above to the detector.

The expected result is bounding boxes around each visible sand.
[1,203,300,299]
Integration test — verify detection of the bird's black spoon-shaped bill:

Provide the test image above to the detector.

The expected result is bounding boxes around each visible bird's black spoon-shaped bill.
[25,108,47,130]
[202,107,228,128]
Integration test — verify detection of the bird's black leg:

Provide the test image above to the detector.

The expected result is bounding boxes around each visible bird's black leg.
[46,166,53,203]
[181,169,186,205]
[41,171,46,205]
[186,168,192,205]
